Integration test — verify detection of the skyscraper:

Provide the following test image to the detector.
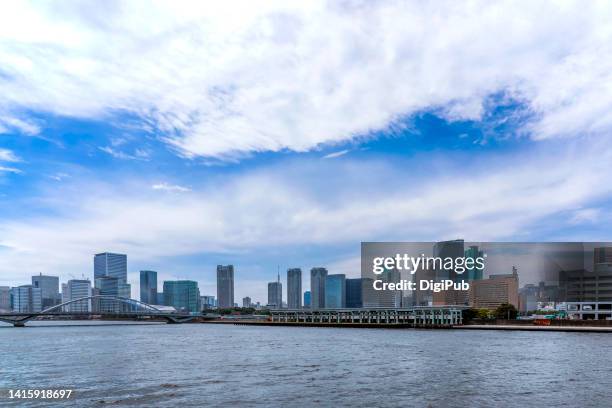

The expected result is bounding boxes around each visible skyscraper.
[163,280,201,313]
[140,270,158,304]
[465,245,484,281]
[10,285,42,313]
[217,265,234,308]
[433,240,465,281]
[345,278,363,308]
[268,281,282,309]
[325,274,346,308]
[94,252,130,310]
[303,291,311,308]
[94,252,128,281]
[287,268,302,309]
[31,274,60,309]
[310,267,328,309]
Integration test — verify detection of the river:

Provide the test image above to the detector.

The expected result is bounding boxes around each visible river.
[1,322,610,407]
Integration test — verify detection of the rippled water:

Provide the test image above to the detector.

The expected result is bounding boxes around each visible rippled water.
[1,322,611,407]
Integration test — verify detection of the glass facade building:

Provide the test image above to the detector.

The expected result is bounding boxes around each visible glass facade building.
[310,267,328,310]
[64,279,92,312]
[140,270,158,305]
[465,245,484,281]
[94,253,127,281]
[267,282,282,309]
[31,274,60,309]
[325,274,346,309]
[10,285,42,313]
[303,291,311,308]
[216,265,234,308]
[164,280,201,313]
[94,252,130,312]
[345,278,363,308]
[287,268,302,309]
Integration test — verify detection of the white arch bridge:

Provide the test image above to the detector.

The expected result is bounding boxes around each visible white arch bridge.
[0,295,199,327]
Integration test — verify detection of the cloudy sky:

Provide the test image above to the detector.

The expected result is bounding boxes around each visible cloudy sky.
[1,1,612,303]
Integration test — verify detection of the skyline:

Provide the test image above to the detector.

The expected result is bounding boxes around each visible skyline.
[2,2,612,304]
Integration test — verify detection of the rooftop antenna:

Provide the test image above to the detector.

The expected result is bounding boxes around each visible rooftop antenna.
[277,265,280,284]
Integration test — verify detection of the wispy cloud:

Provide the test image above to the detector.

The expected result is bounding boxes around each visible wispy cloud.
[323,149,349,159]
[98,146,150,161]
[0,2,611,158]
[0,166,21,174]
[0,148,21,162]
[48,172,69,182]
[152,183,191,193]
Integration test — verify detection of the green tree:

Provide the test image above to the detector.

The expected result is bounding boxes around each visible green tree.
[476,308,491,320]
[462,308,478,322]
[494,303,518,320]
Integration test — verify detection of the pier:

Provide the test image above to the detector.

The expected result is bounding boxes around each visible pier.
[268,307,464,327]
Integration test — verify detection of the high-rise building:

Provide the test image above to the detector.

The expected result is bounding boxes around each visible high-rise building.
[94,252,127,282]
[434,239,465,281]
[325,274,346,308]
[217,265,234,308]
[140,270,158,305]
[287,268,302,309]
[200,295,216,309]
[0,286,11,312]
[464,245,484,281]
[377,269,402,308]
[31,274,60,309]
[163,280,200,313]
[310,267,328,310]
[156,292,164,305]
[469,268,519,310]
[432,240,468,306]
[94,252,129,311]
[10,285,42,313]
[242,296,252,308]
[268,281,282,309]
[345,278,363,308]
[95,277,121,312]
[303,291,311,308]
[64,279,92,312]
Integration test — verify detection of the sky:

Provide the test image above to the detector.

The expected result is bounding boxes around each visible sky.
[1,1,612,303]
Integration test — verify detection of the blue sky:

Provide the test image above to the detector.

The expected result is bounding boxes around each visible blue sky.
[1,1,612,302]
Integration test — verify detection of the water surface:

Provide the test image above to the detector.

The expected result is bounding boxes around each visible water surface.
[1,323,610,407]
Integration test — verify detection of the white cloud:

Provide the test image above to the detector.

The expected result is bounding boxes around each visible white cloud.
[1,138,612,284]
[0,148,21,162]
[98,146,150,161]
[0,166,21,174]
[0,2,611,158]
[151,182,191,193]
[323,149,349,159]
